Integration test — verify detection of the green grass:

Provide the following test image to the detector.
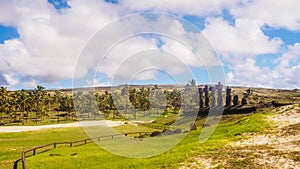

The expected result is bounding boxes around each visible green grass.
[0,127,88,169]
[0,112,270,169]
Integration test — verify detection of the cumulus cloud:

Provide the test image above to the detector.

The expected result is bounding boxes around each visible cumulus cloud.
[0,0,121,88]
[226,43,300,89]
[202,17,283,58]
[0,0,299,89]
[225,58,275,88]
[231,0,300,31]
[22,78,38,88]
[117,0,238,17]
[76,14,222,85]
[273,43,300,88]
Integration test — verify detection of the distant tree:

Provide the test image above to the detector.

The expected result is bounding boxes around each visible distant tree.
[0,87,9,124]
[243,88,253,98]
[187,79,196,87]
[34,85,46,124]
[54,91,63,122]
[60,95,74,120]
[17,89,30,125]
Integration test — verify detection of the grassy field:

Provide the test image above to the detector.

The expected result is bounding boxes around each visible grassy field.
[0,111,271,169]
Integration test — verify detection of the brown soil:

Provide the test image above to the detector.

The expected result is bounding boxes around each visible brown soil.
[180,105,300,169]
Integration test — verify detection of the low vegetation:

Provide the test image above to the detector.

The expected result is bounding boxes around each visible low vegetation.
[0,84,299,168]
[1,111,272,169]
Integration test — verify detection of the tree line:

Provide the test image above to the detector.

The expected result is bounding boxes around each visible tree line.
[0,85,185,125]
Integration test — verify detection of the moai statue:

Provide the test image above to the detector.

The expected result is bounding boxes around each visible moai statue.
[216,82,223,107]
[225,87,231,107]
[198,87,204,108]
[233,95,239,106]
[210,86,216,107]
[242,98,247,105]
[204,85,210,107]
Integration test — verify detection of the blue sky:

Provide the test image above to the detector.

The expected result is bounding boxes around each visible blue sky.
[0,0,299,90]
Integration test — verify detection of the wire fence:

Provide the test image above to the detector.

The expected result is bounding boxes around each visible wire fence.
[18,131,152,169]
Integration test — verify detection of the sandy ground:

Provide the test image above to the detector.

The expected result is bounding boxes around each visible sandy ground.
[0,120,124,133]
[180,104,300,169]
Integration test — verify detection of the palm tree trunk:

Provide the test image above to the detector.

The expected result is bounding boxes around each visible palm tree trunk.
[57,112,60,123]
[0,111,2,124]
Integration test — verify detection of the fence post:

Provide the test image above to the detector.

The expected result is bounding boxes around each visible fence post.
[85,139,87,144]
[54,143,56,148]
[33,149,36,155]
[22,151,26,169]
[70,143,72,147]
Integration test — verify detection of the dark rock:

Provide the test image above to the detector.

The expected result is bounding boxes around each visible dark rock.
[202,123,210,128]
[173,128,182,134]
[150,131,161,137]
[70,153,77,156]
[162,129,173,135]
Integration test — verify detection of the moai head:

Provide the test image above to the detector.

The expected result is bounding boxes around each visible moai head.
[216,82,223,107]
[198,87,203,95]
[216,82,223,91]
[204,85,209,92]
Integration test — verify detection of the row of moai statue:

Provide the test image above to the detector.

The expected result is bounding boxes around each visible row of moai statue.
[198,82,247,108]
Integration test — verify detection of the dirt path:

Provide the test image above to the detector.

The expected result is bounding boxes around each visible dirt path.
[0,120,124,133]
[180,104,300,169]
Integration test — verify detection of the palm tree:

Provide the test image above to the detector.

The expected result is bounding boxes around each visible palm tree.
[17,89,30,125]
[60,95,74,120]
[121,84,129,115]
[54,91,63,123]
[34,85,46,124]
[188,79,196,87]
[9,92,19,123]
[0,87,9,124]
[44,93,53,122]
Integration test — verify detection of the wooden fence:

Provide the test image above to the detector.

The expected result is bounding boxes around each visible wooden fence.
[20,131,152,169]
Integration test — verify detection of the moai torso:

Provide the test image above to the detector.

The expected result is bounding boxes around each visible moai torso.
[204,85,210,107]
[216,82,223,107]
[210,86,216,107]
[225,87,231,107]
[233,95,239,106]
[198,87,204,108]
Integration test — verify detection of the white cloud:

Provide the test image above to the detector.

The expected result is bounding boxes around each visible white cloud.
[0,0,299,89]
[3,73,19,87]
[273,43,300,88]
[0,0,121,87]
[202,17,283,58]
[118,0,237,17]
[225,58,275,88]
[22,78,38,88]
[226,43,300,89]
[231,0,300,31]
[86,78,111,87]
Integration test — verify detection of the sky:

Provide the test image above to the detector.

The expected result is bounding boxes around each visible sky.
[0,0,299,90]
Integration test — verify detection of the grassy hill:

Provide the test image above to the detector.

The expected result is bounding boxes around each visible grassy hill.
[0,86,299,168]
